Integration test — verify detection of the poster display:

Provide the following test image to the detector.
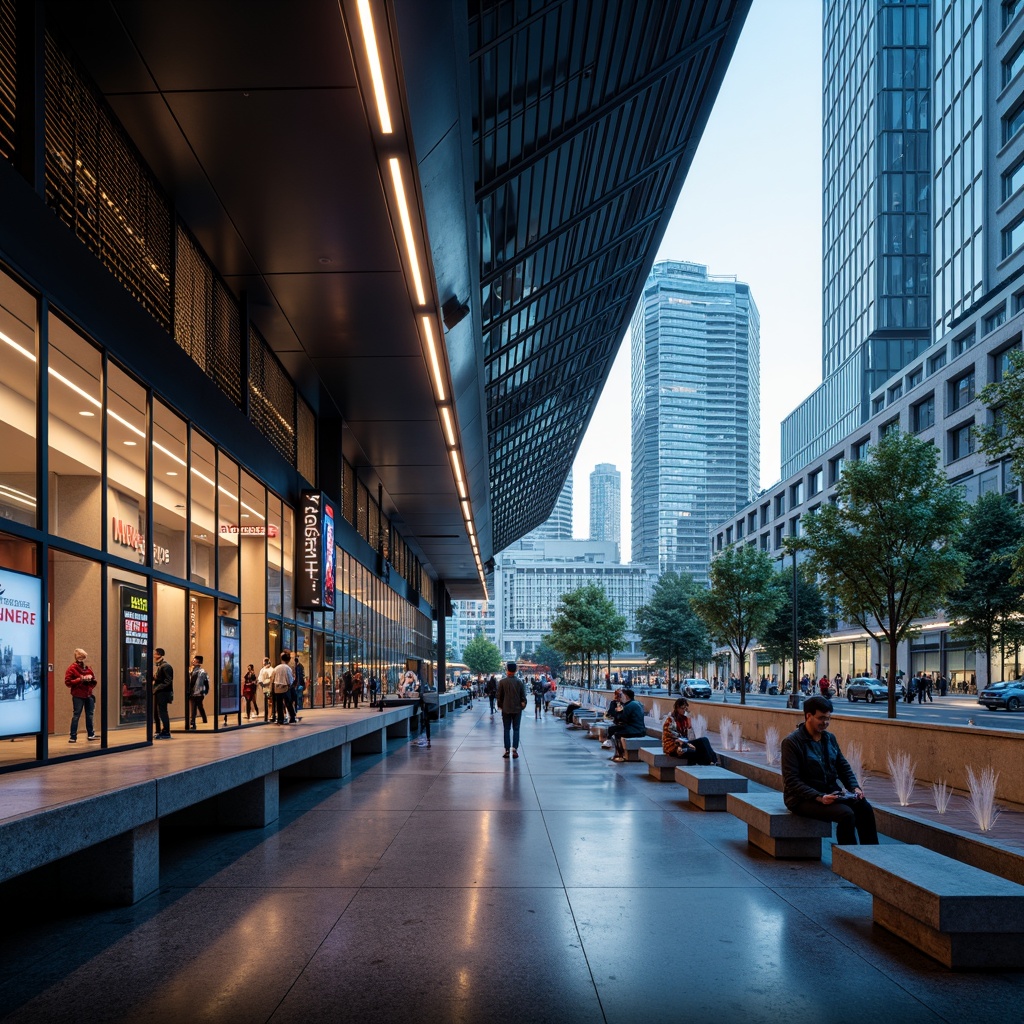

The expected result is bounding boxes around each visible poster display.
[119,585,149,723]
[0,568,42,738]
[219,616,240,715]
[297,490,336,610]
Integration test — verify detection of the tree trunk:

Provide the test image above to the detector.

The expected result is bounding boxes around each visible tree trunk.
[738,648,746,705]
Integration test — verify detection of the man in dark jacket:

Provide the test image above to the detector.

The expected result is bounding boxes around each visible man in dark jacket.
[609,687,646,762]
[781,696,877,845]
[496,662,527,759]
[152,647,174,739]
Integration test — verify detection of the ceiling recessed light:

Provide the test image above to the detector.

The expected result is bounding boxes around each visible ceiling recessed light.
[78,410,95,417]
[318,256,332,265]
[166,471,178,476]
[241,513,250,518]
[123,440,137,446]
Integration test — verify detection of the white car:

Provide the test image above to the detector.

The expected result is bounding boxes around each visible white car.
[680,678,712,699]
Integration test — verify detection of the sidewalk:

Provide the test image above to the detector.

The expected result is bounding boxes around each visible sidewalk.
[1,705,1022,1023]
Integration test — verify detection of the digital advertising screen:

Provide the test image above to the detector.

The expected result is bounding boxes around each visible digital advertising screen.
[0,568,43,738]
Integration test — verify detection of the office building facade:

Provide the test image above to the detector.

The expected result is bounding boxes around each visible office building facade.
[589,463,621,559]
[631,261,759,585]
[782,0,932,477]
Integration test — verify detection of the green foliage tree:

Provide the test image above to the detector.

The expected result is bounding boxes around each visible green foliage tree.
[945,492,1024,685]
[523,638,565,678]
[691,545,784,705]
[548,584,625,686]
[978,348,1024,582]
[462,632,502,676]
[758,570,829,692]
[635,572,711,690]
[794,430,967,718]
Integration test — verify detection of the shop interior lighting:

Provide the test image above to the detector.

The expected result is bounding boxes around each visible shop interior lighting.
[0,482,36,509]
[390,159,426,305]
[356,0,393,134]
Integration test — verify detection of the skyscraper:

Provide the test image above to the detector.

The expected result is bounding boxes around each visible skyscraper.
[589,463,621,559]
[631,261,759,584]
[522,475,573,543]
[782,0,931,477]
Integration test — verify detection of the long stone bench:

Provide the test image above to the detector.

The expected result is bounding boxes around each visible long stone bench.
[726,792,832,859]
[622,736,662,761]
[638,746,687,780]
[0,705,415,907]
[832,844,1024,969]
[674,765,748,810]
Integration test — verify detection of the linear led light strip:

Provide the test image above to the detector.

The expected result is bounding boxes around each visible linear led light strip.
[2,330,265,521]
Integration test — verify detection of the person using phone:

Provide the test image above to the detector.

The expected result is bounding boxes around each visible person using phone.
[780,696,878,845]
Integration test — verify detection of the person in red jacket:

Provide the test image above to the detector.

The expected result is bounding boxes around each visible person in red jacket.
[64,648,98,743]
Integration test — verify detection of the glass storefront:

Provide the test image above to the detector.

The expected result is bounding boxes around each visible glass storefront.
[0,263,432,771]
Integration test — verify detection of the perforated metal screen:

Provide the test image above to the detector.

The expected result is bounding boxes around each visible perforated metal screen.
[248,324,295,465]
[0,0,14,163]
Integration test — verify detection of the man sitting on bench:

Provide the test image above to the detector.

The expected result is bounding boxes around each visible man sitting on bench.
[780,696,878,845]
[608,687,646,762]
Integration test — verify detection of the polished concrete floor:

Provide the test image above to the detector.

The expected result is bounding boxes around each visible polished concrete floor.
[1,705,1022,1024]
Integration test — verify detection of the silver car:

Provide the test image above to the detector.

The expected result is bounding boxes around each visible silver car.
[846,677,904,703]
[680,678,712,699]
[977,680,1024,712]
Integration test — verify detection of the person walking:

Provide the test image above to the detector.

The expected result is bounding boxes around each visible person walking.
[188,654,210,730]
[407,670,431,747]
[242,664,259,719]
[352,668,364,709]
[485,674,497,714]
[532,676,546,719]
[257,657,275,721]
[293,656,305,713]
[342,669,354,708]
[152,648,174,739]
[272,650,294,725]
[497,661,527,759]
[64,647,98,743]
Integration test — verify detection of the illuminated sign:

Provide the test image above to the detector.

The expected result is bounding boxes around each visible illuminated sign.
[296,490,336,610]
[219,524,279,537]
[111,518,170,565]
[0,568,42,738]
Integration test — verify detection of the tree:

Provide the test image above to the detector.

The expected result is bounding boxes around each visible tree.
[548,584,625,686]
[523,638,565,678]
[945,492,1024,685]
[758,570,829,692]
[978,347,1024,583]
[794,430,967,718]
[691,545,783,705]
[462,633,502,676]
[635,572,711,690]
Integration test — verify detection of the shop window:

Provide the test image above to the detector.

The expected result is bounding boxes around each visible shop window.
[189,431,216,587]
[282,505,295,620]
[106,364,148,564]
[0,269,38,527]
[239,472,266,674]
[48,316,102,548]
[217,452,240,597]
[106,565,149,747]
[267,494,283,617]
[50,549,102,754]
[152,400,187,578]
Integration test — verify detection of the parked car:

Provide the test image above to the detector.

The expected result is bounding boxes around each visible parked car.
[846,677,905,703]
[977,680,1024,712]
[680,678,712,699]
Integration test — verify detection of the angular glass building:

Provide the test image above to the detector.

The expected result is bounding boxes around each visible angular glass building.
[630,261,759,585]
[782,0,931,477]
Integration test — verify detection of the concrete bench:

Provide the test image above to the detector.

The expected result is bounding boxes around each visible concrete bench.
[726,792,832,859]
[622,736,661,761]
[674,765,748,810]
[832,844,1024,969]
[638,746,687,780]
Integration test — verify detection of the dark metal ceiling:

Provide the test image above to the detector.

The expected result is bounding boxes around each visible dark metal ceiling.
[46,0,750,598]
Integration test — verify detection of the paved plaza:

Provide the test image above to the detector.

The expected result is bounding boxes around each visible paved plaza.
[1,705,1022,1024]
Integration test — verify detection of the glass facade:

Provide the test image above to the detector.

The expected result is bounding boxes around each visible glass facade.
[631,262,759,584]
[589,463,621,558]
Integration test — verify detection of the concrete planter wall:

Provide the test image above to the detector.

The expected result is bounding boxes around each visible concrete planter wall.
[627,692,1023,806]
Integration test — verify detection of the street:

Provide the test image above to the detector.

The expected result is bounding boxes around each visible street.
[700,692,1024,733]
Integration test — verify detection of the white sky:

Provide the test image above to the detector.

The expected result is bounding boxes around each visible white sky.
[571,0,823,560]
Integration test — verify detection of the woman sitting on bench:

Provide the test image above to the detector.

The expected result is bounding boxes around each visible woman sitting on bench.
[662,698,718,765]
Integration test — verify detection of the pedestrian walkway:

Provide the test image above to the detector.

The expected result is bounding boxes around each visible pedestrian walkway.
[1,706,1022,1023]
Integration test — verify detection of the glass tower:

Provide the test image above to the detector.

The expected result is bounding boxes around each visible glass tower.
[589,463,621,560]
[630,261,759,585]
[782,0,931,477]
